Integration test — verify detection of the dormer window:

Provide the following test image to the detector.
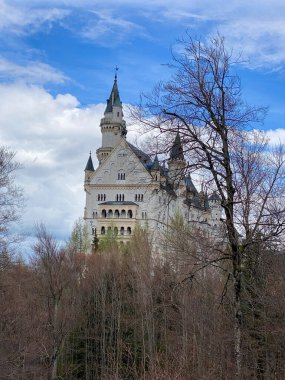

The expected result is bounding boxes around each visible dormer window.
[118,173,125,180]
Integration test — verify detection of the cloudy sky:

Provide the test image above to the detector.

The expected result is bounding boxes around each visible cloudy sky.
[1,0,285,249]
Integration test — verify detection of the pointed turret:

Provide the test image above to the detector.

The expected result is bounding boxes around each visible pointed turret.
[85,152,94,183]
[152,154,160,170]
[96,74,127,164]
[85,152,94,171]
[170,132,184,161]
[168,132,186,185]
[104,74,122,114]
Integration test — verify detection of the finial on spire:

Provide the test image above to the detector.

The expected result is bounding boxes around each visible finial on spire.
[89,150,91,156]
[114,65,119,80]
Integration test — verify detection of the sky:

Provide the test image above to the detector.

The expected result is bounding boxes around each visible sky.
[1,0,285,251]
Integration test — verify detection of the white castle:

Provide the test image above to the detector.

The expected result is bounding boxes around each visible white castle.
[83,75,222,248]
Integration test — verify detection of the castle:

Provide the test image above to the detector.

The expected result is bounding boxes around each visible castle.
[83,75,222,247]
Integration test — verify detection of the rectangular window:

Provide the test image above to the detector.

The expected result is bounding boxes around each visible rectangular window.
[135,194,144,202]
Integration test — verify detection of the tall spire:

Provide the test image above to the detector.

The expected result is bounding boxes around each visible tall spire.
[170,132,184,160]
[85,151,94,171]
[104,71,122,114]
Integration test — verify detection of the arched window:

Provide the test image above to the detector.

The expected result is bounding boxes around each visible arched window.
[107,209,113,218]
[127,227,131,235]
[127,210,132,218]
[114,209,119,218]
[120,227,125,235]
[135,194,137,201]
[101,226,105,235]
[121,209,126,218]
[102,209,106,218]
[114,227,118,235]
[107,226,111,233]
[122,194,125,201]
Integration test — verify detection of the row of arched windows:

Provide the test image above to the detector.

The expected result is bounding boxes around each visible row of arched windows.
[101,226,132,236]
[116,194,125,201]
[101,209,133,218]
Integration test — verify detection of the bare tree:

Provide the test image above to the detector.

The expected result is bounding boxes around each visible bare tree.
[32,224,83,380]
[133,33,285,379]
[0,146,23,261]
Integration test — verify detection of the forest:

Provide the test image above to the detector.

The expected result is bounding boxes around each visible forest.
[1,222,285,379]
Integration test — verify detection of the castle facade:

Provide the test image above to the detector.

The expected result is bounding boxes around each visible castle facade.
[83,76,222,246]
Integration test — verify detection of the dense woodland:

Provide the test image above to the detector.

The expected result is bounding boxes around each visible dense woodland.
[1,223,285,379]
[2,34,285,379]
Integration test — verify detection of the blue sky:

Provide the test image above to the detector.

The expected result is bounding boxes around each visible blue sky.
[0,0,285,249]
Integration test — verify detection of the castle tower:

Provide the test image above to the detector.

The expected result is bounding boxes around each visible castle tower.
[168,132,186,185]
[96,73,127,164]
[84,151,94,183]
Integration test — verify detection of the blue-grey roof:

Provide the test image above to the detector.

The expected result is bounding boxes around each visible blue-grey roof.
[127,142,152,167]
[151,154,160,170]
[104,77,122,114]
[99,201,138,206]
[170,132,184,160]
[85,153,94,171]
[209,191,221,201]
[184,175,197,194]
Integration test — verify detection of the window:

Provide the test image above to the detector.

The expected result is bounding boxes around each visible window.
[127,227,131,235]
[120,227,125,235]
[118,173,126,180]
[135,194,144,202]
[142,211,147,219]
[116,194,125,201]
[127,210,133,218]
[101,226,105,235]
[101,209,107,218]
[98,194,106,201]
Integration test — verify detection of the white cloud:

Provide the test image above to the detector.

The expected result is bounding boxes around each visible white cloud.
[80,10,144,44]
[0,0,69,35]
[0,82,103,241]
[0,57,68,84]
[266,129,285,145]
[2,1,285,69]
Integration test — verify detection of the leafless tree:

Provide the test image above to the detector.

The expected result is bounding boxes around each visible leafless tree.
[0,146,23,263]
[32,224,83,380]
[132,33,285,379]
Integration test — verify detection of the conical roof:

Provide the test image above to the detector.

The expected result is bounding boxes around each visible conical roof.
[85,152,94,171]
[184,175,197,194]
[104,75,122,114]
[151,154,160,170]
[209,191,221,201]
[170,132,184,160]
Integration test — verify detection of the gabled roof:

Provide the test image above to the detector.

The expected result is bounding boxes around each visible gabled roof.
[127,142,152,168]
[104,76,122,114]
[85,153,94,171]
[170,132,184,160]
